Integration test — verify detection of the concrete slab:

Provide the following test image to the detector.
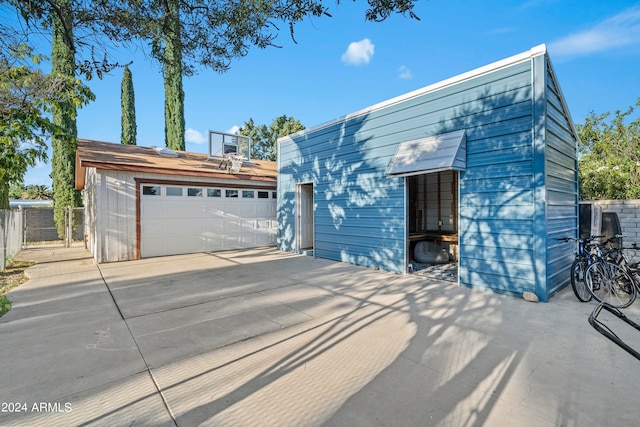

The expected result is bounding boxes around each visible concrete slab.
[2,245,640,426]
[1,247,169,426]
[152,302,413,426]
[0,372,174,427]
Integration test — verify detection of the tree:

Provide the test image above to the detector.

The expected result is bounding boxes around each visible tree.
[162,0,185,151]
[239,115,305,161]
[3,1,100,227]
[120,65,136,145]
[22,184,54,200]
[93,1,419,150]
[51,0,83,237]
[238,118,269,160]
[8,184,23,200]
[0,42,92,209]
[3,0,419,212]
[5,1,129,79]
[577,98,640,200]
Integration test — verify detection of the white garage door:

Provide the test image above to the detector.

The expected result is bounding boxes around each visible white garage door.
[140,183,277,258]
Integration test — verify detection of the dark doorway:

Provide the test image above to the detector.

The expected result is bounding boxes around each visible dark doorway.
[407,171,459,279]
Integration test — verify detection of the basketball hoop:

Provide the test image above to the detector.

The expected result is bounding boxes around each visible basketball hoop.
[208,130,252,160]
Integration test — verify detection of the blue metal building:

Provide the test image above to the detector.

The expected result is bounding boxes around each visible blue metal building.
[277,45,578,301]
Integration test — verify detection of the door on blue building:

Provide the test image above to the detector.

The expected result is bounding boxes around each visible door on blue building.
[297,183,314,251]
[407,171,459,270]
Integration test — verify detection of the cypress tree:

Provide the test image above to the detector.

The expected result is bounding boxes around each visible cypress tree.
[121,65,137,145]
[51,0,81,238]
[163,0,185,151]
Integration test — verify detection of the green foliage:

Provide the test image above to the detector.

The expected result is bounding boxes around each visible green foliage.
[0,259,35,317]
[22,185,53,200]
[8,183,23,200]
[0,40,93,209]
[121,65,137,145]
[239,115,305,161]
[51,0,84,237]
[92,0,417,151]
[577,98,640,200]
[163,0,185,151]
[95,1,418,75]
[6,0,130,79]
[4,1,419,206]
[0,295,10,317]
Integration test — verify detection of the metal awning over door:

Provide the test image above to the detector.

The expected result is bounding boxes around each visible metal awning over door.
[387,130,467,178]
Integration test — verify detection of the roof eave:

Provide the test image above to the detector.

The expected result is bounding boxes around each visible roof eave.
[78,160,277,183]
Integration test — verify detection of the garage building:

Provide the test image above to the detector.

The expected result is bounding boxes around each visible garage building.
[277,45,578,302]
[75,139,277,263]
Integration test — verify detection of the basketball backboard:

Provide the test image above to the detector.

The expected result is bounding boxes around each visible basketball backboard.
[208,130,251,160]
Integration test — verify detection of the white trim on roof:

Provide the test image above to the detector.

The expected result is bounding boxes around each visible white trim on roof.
[386,130,467,178]
[278,44,547,145]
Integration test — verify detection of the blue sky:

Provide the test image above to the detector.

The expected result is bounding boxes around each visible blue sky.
[23,0,640,186]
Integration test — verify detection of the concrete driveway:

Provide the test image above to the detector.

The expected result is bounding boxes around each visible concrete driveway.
[1,245,639,426]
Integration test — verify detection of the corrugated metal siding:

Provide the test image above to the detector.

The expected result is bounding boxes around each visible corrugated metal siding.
[544,59,579,297]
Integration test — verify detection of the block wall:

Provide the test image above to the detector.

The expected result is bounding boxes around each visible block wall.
[590,199,640,262]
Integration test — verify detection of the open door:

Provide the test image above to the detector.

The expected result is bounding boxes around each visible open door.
[297,183,314,251]
[386,129,465,278]
[407,171,459,279]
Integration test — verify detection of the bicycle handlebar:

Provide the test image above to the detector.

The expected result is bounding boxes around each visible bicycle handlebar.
[557,235,605,243]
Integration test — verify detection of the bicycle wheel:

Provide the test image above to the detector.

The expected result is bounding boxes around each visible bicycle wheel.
[570,258,592,302]
[585,261,636,308]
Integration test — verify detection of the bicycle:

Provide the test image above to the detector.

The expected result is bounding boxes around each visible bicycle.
[558,235,606,302]
[584,240,640,308]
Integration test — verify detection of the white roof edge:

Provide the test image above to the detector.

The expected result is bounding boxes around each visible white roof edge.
[279,44,548,144]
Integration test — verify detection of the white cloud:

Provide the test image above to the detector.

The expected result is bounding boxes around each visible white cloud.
[398,65,413,80]
[226,125,240,135]
[549,6,640,57]
[341,38,375,66]
[185,128,206,144]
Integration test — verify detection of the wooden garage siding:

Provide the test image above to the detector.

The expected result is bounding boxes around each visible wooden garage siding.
[544,59,579,296]
[279,58,537,275]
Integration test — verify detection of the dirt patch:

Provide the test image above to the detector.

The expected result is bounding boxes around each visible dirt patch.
[1,260,35,316]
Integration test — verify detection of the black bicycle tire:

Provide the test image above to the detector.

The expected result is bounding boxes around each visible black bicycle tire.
[570,258,592,302]
[585,261,636,308]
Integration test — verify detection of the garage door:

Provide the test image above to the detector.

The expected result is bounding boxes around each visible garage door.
[140,183,277,258]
